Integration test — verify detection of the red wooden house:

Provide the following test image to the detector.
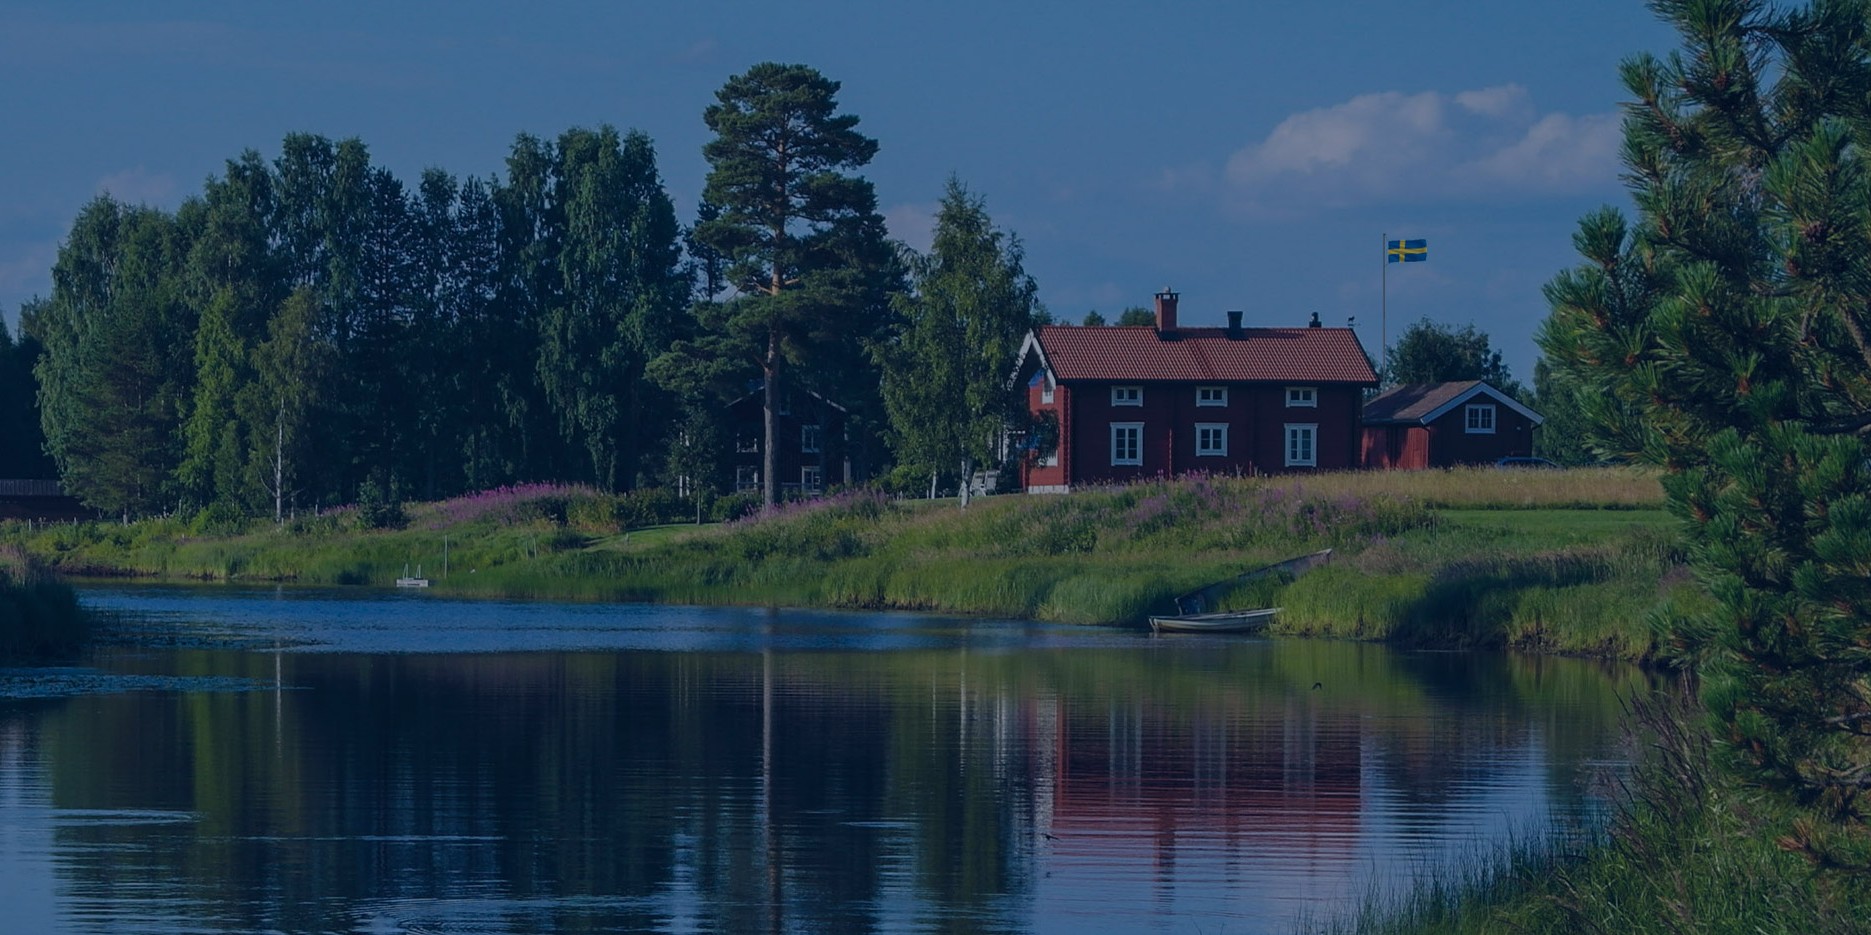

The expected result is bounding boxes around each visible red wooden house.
[1012,290,1377,492]
[1359,381,1542,469]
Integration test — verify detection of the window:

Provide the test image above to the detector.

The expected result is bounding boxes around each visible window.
[1197,386,1228,407]
[1285,386,1317,408]
[1111,386,1143,407]
[736,433,759,453]
[801,465,823,493]
[1284,424,1317,467]
[801,424,823,454]
[1041,383,1054,404]
[1110,422,1143,466]
[1465,404,1496,434]
[735,465,760,492]
[1195,423,1228,457]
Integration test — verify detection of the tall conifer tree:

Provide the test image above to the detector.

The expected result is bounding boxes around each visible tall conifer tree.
[1542,0,1871,868]
[688,62,887,506]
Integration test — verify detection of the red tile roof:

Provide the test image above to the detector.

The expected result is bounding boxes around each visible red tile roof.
[1034,325,1377,384]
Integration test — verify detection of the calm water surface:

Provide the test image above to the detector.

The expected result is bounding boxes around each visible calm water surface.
[0,585,1650,934]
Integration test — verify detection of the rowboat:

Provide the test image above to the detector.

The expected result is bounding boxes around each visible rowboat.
[395,564,430,588]
[1149,607,1279,634]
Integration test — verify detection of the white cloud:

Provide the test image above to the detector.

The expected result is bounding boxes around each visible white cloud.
[1454,85,1531,119]
[1462,112,1622,189]
[1214,85,1619,207]
[94,167,178,205]
[884,202,939,254]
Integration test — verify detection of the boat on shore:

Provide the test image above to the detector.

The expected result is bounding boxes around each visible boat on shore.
[395,564,430,588]
[1147,549,1333,634]
[1149,607,1279,633]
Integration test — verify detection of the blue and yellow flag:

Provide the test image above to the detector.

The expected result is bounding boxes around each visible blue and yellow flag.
[1387,239,1427,263]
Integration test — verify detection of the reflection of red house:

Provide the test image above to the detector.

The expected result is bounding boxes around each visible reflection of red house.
[1044,699,1362,866]
[1013,291,1377,492]
[1360,381,1543,470]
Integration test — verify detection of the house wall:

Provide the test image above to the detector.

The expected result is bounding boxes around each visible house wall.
[1360,425,1431,470]
[1023,375,1070,491]
[1037,380,1365,488]
[1424,404,1536,467]
[727,394,850,495]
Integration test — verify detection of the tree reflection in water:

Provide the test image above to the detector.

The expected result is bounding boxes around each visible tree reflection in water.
[1,601,1653,934]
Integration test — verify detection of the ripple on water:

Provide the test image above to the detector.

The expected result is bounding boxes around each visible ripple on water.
[0,667,274,699]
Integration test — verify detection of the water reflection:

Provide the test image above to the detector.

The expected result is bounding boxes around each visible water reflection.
[0,589,1653,934]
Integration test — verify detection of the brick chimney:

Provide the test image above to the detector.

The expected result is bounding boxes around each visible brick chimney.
[1154,288,1179,333]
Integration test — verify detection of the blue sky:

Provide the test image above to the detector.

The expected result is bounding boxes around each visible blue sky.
[0,0,1678,380]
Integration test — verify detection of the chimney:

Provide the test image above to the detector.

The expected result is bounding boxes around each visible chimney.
[1307,311,1322,328]
[1226,310,1243,338]
[1154,288,1179,333]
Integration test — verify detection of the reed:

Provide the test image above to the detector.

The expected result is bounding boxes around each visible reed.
[0,543,85,659]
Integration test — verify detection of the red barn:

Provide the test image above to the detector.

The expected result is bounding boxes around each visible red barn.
[1012,290,1377,492]
[1360,381,1543,470]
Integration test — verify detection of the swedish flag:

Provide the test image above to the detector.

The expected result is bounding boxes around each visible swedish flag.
[1387,239,1427,263]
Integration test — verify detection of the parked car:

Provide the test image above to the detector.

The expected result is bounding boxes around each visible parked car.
[1495,456,1560,469]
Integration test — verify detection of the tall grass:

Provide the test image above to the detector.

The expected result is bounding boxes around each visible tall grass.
[0,544,85,659]
[0,468,1683,654]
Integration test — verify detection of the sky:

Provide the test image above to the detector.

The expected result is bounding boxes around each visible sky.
[0,0,1680,381]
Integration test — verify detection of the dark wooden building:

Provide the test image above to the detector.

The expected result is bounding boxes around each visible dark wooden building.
[1011,290,1378,492]
[1360,381,1542,470]
[724,387,853,499]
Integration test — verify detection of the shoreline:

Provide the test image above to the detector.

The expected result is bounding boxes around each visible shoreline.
[5,468,1686,664]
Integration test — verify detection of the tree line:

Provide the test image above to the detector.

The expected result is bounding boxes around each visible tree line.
[10,63,1044,521]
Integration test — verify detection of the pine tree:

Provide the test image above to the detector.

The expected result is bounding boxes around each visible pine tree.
[689,62,887,506]
[1541,0,1871,869]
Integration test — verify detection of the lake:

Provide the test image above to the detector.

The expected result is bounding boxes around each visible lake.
[0,585,1651,934]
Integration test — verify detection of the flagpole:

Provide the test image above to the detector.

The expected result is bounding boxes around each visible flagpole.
[1380,231,1387,379]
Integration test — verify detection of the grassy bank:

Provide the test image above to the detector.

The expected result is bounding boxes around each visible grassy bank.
[0,544,85,660]
[1,467,1685,661]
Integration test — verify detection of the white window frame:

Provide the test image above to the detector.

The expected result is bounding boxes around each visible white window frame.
[1196,386,1228,407]
[1284,423,1317,467]
[735,465,760,492]
[800,465,823,493]
[801,423,823,454]
[1110,422,1143,466]
[1195,423,1228,457]
[1041,382,1055,405]
[1465,403,1497,434]
[1111,385,1143,407]
[1285,386,1317,408]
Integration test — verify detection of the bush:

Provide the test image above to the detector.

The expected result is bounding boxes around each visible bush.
[354,478,407,530]
[710,491,762,523]
[189,502,249,536]
[619,487,687,529]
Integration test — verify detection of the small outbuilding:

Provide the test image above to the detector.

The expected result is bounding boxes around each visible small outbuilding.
[1360,380,1542,470]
